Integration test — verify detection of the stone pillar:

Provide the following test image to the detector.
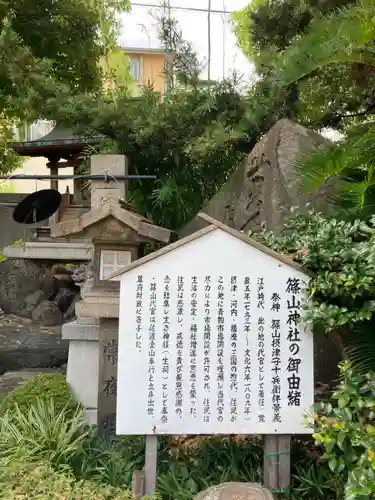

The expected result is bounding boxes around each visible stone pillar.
[73,166,83,205]
[50,163,59,192]
[47,158,60,227]
[64,288,120,426]
[62,317,100,424]
[97,318,118,434]
[90,155,129,210]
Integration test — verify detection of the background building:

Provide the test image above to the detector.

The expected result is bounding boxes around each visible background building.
[8,47,168,193]
[126,47,169,95]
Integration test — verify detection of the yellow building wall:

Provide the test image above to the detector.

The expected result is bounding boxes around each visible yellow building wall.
[140,54,166,95]
[10,52,166,190]
[7,157,74,194]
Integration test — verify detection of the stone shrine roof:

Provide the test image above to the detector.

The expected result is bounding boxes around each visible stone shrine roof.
[50,197,172,243]
[9,124,104,159]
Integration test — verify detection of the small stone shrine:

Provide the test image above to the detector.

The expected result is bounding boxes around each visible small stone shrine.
[59,154,172,426]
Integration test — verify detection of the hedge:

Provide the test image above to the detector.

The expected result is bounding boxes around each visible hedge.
[0,373,78,416]
[0,460,133,499]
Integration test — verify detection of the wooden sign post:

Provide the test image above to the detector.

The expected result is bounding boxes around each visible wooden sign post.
[132,471,145,499]
[264,435,291,493]
[112,216,315,495]
[144,435,158,494]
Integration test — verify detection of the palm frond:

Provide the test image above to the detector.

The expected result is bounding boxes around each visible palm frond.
[293,122,375,214]
[292,143,348,193]
[345,319,375,373]
[274,0,375,86]
[329,176,375,215]
[345,119,375,137]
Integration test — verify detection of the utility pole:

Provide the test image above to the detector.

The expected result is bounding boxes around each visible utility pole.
[166,0,173,87]
[221,0,226,78]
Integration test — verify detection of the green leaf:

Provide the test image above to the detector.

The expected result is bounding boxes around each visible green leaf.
[328,457,338,472]
[337,432,346,450]
[338,395,349,408]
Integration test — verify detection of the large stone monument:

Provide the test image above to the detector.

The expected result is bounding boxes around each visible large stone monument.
[180,119,341,385]
[180,119,331,237]
[58,155,172,425]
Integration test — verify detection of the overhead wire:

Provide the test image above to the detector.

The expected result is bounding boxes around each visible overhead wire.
[130,0,236,80]
[131,2,234,14]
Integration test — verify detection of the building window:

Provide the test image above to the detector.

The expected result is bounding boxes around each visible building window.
[13,120,54,142]
[100,250,131,280]
[129,59,140,81]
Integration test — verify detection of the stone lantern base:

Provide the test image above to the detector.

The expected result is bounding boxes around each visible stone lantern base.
[62,317,100,424]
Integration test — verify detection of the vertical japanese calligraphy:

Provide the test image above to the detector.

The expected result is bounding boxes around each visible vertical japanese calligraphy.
[257,277,265,309]
[103,376,117,397]
[189,277,198,417]
[118,264,314,437]
[243,277,251,420]
[98,317,119,436]
[135,275,144,351]
[102,413,116,434]
[216,276,225,422]
[203,276,212,423]
[175,277,184,417]
[148,279,157,416]
[103,339,118,366]
[244,277,251,339]
[271,292,281,423]
[257,277,265,423]
[161,275,171,424]
[286,277,302,407]
[229,276,238,422]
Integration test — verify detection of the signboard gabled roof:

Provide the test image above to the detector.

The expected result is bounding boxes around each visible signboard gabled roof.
[106,213,313,280]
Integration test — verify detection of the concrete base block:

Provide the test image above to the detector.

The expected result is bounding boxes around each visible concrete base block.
[84,408,98,426]
[63,320,100,424]
[63,319,99,341]
[3,241,93,260]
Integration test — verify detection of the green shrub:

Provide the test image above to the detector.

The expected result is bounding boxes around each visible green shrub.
[311,361,375,500]
[0,400,90,467]
[0,372,346,500]
[72,434,146,486]
[156,437,262,499]
[0,459,134,499]
[292,462,345,500]
[0,373,78,416]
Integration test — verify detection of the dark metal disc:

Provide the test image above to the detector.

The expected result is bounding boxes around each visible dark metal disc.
[13,189,62,224]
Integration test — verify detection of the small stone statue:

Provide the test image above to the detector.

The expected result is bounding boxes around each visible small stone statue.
[82,268,95,298]
[72,265,95,300]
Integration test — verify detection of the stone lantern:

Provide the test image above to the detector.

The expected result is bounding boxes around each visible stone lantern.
[52,154,172,426]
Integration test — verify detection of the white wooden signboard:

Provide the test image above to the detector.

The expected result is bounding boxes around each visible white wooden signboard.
[116,226,314,436]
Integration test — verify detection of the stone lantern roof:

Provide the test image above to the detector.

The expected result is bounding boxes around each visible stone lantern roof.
[51,197,171,243]
[9,124,104,160]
